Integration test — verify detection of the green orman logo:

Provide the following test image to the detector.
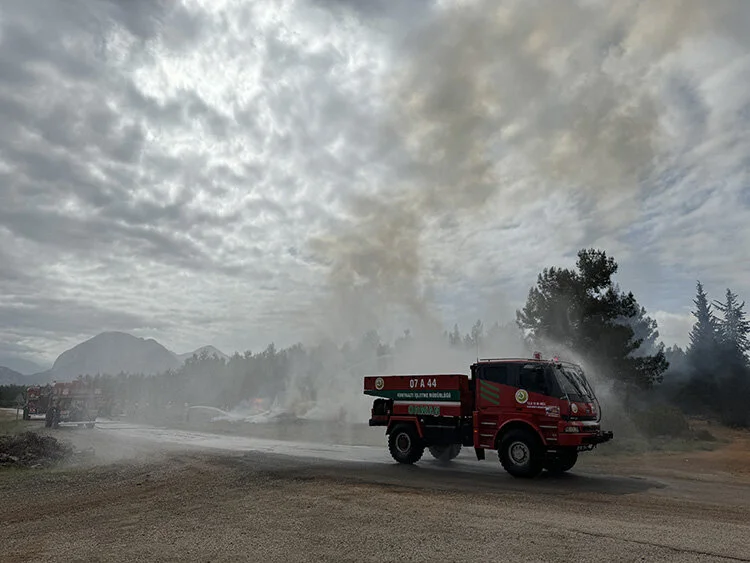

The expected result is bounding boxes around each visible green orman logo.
[408,404,441,416]
[515,389,529,404]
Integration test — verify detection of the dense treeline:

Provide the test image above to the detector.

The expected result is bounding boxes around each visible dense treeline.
[2,248,748,428]
[0,385,26,408]
[657,283,750,427]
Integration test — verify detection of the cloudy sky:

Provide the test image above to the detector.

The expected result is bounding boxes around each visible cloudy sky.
[1,0,748,367]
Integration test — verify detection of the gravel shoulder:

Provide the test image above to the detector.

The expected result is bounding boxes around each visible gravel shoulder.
[1,420,749,562]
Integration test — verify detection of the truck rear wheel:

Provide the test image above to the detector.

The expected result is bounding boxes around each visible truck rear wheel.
[388,424,424,464]
[498,428,544,478]
[544,449,578,474]
[428,444,462,463]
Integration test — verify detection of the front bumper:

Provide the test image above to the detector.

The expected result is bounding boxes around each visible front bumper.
[588,430,614,444]
[557,426,614,447]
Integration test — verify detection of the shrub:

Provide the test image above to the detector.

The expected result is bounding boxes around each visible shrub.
[631,405,691,439]
[0,431,73,468]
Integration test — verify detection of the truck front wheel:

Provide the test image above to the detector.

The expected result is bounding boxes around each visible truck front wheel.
[498,428,544,478]
[428,444,462,463]
[544,449,578,474]
[388,424,425,464]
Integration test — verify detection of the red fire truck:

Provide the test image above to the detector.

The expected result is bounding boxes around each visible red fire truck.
[45,380,99,429]
[364,353,613,478]
[22,385,52,420]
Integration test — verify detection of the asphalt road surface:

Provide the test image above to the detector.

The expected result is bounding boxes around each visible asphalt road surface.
[1,420,749,562]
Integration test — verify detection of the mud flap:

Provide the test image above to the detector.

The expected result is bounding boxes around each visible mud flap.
[474,447,485,461]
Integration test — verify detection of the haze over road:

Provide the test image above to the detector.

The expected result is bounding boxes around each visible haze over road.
[5,419,734,562]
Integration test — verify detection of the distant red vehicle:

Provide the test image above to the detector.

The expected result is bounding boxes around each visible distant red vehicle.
[23,385,52,420]
[364,353,613,478]
[45,380,100,429]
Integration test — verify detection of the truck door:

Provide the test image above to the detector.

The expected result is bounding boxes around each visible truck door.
[516,364,563,444]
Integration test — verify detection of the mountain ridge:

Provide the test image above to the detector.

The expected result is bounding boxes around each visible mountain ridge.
[0,357,45,375]
[0,366,25,386]
[0,332,230,385]
[178,345,230,362]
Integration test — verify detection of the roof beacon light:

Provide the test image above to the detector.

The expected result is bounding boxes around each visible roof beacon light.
[533,351,542,360]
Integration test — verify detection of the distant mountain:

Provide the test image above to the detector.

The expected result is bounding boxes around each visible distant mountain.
[0,334,233,385]
[0,357,45,375]
[177,345,229,363]
[50,331,182,380]
[0,366,25,386]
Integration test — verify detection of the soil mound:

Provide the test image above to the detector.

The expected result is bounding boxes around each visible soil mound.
[0,431,73,468]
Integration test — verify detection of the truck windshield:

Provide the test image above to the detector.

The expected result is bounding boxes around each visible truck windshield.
[553,366,594,403]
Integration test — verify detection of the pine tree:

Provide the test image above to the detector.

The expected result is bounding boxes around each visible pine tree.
[713,288,750,366]
[467,319,484,352]
[516,248,668,391]
[686,281,720,369]
[448,324,462,348]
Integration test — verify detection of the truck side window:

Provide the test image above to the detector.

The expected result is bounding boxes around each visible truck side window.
[518,366,550,396]
[481,364,510,385]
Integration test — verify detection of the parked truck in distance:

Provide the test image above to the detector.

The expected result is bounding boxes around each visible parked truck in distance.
[23,385,52,420]
[45,380,100,429]
[364,353,613,478]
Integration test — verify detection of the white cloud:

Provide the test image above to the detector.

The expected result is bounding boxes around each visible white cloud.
[0,0,748,365]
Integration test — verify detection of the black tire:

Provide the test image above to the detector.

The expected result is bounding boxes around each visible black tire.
[498,428,545,478]
[388,424,425,464]
[428,444,462,462]
[544,449,578,474]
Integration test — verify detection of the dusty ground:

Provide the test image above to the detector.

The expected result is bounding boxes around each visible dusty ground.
[1,412,749,562]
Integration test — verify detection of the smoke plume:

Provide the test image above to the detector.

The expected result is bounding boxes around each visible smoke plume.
[307,0,749,342]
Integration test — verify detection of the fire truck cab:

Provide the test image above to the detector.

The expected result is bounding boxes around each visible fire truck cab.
[364,353,613,478]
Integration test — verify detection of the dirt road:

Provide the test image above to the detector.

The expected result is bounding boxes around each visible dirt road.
[1,421,749,562]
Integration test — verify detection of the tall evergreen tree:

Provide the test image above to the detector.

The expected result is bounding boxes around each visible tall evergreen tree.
[687,281,719,360]
[713,288,750,366]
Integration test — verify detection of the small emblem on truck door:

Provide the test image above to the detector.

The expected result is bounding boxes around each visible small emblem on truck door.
[375,377,384,390]
[515,389,529,404]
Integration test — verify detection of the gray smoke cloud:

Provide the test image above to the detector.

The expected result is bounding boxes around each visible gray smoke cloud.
[306,0,750,342]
